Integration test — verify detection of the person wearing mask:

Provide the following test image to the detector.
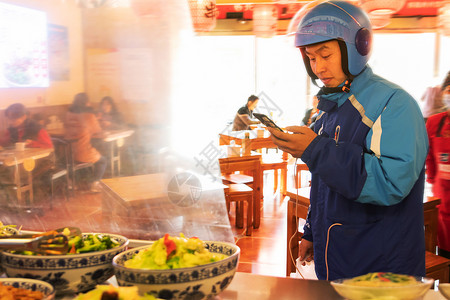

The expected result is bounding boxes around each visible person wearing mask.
[232,95,261,131]
[64,93,107,193]
[267,1,428,280]
[97,96,124,130]
[425,72,450,259]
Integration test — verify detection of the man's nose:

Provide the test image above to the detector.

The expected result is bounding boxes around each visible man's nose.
[313,58,326,75]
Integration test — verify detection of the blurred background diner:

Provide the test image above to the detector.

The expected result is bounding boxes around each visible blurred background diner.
[0,0,448,286]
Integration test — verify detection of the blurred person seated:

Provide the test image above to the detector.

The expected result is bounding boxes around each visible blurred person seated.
[0,103,52,149]
[64,93,107,193]
[0,103,54,201]
[301,96,319,127]
[97,96,125,130]
[232,95,261,131]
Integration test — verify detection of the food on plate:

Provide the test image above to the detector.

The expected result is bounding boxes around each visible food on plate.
[0,282,44,300]
[0,221,19,236]
[75,285,157,300]
[343,272,417,287]
[124,233,228,269]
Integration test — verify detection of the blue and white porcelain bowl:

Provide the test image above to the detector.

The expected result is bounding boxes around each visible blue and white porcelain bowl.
[0,278,55,299]
[113,241,240,300]
[1,233,128,295]
[0,226,19,274]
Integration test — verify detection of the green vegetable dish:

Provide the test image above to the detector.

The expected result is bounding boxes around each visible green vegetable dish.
[125,233,228,270]
[12,231,120,255]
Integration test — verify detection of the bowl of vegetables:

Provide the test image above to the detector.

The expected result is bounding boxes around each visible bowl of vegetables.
[0,221,20,274]
[113,233,240,300]
[1,231,128,295]
[330,272,434,300]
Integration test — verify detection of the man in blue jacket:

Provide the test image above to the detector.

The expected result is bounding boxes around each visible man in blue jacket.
[268,1,428,280]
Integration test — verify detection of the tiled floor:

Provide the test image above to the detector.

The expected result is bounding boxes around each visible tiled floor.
[0,170,292,279]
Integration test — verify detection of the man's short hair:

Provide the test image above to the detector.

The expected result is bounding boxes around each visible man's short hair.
[5,103,27,120]
[248,95,259,103]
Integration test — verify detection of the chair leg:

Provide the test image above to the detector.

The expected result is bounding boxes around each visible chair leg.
[246,195,253,236]
[273,170,279,193]
[236,201,244,228]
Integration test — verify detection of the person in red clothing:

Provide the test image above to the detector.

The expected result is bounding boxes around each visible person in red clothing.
[1,103,53,149]
[426,72,450,259]
[0,103,54,203]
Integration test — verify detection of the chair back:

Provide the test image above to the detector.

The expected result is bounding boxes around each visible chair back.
[51,137,71,172]
[219,155,262,207]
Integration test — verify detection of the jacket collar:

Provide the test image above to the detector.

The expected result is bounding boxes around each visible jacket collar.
[316,66,372,113]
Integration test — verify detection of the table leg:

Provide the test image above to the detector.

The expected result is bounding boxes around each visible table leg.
[110,142,115,177]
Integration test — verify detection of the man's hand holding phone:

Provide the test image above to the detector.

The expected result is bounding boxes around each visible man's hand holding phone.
[267,125,317,158]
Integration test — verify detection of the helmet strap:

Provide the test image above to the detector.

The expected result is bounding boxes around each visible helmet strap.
[318,78,353,95]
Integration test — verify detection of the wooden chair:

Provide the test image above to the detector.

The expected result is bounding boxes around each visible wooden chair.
[49,138,71,207]
[261,152,288,195]
[294,162,310,189]
[423,196,450,283]
[51,138,93,193]
[219,155,262,235]
[285,188,311,276]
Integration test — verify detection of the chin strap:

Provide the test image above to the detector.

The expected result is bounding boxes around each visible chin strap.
[317,78,353,95]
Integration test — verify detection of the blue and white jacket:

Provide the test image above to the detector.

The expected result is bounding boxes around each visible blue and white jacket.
[301,66,429,281]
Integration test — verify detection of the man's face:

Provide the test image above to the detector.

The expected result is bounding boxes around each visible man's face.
[248,99,258,110]
[304,40,346,88]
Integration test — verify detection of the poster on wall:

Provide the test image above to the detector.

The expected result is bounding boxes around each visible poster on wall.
[0,2,49,88]
[119,48,153,103]
[48,24,69,81]
[86,48,121,103]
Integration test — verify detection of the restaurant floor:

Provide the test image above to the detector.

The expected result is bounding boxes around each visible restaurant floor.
[0,171,291,278]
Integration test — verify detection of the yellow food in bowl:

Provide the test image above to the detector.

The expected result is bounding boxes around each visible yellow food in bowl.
[124,233,228,270]
[343,272,417,287]
[75,285,156,300]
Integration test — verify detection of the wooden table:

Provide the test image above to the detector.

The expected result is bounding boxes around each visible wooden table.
[0,147,53,206]
[101,173,168,218]
[216,272,343,299]
[219,130,288,196]
[48,128,135,177]
[99,129,134,177]
[57,271,446,300]
[215,272,445,299]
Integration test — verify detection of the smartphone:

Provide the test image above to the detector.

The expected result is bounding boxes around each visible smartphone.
[253,113,284,132]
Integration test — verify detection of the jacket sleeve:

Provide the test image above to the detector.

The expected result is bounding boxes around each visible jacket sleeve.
[302,90,428,206]
[425,117,437,184]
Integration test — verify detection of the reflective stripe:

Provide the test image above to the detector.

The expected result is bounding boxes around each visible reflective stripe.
[349,94,373,128]
[371,115,382,158]
[316,111,325,121]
